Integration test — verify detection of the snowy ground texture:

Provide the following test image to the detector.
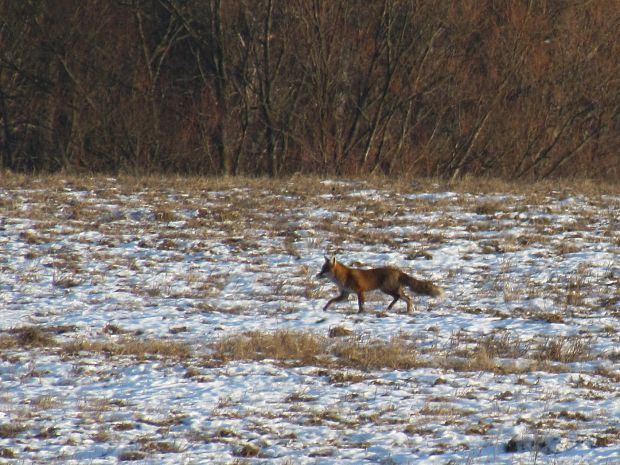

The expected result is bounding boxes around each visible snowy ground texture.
[0,175,618,464]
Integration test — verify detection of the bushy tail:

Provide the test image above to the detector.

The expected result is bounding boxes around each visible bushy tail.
[401,273,444,298]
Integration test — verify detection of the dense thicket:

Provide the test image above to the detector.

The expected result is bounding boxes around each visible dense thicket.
[0,0,618,179]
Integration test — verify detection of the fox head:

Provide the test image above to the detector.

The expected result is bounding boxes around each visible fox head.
[317,256,337,279]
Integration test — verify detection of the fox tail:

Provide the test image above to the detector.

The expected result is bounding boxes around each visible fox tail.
[401,273,444,298]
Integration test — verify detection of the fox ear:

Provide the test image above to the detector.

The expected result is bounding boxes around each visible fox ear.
[330,256,336,266]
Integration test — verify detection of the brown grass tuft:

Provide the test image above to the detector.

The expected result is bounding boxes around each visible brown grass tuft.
[62,337,191,360]
[332,335,418,371]
[0,448,16,458]
[328,326,354,338]
[10,326,56,347]
[234,442,262,458]
[211,330,326,365]
[534,336,591,363]
[118,450,147,461]
[210,330,418,371]
[0,423,25,439]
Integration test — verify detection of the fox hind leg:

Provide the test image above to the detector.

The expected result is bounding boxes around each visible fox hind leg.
[402,292,413,313]
[386,288,412,313]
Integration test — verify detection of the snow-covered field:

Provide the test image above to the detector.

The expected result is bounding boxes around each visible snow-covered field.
[0,176,618,464]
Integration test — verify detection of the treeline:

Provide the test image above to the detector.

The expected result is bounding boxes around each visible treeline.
[0,0,618,179]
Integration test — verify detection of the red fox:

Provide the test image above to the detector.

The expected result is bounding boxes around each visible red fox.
[317,256,444,314]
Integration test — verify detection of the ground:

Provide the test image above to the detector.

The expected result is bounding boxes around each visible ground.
[0,175,618,464]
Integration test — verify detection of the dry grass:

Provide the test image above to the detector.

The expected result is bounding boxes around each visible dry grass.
[118,450,147,461]
[0,447,17,458]
[210,330,327,365]
[436,329,602,374]
[7,326,56,348]
[61,338,191,360]
[15,327,580,376]
[5,174,620,202]
[138,438,182,454]
[233,442,262,458]
[328,326,354,338]
[209,330,418,371]
[31,395,61,410]
[0,423,26,439]
[534,336,592,363]
[477,333,529,359]
[332,336,418,371]
[474,200,506,216]
[52,271,84,289]
[19,230,50,245]
[199,324,609,374]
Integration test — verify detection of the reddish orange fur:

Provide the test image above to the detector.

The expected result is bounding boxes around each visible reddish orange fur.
[317,256,443,314]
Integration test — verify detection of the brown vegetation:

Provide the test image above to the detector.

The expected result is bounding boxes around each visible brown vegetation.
[0,1,618,179]
[208,329,421,371]
[61,337,191,360]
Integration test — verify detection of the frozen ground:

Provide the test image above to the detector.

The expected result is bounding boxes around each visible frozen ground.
[0,176,618,464]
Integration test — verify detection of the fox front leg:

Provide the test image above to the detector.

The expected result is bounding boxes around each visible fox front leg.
[324,290,349,311]
[357,292,365,313]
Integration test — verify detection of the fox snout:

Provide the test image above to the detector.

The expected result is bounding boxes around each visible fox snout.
[316,267,329,279]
